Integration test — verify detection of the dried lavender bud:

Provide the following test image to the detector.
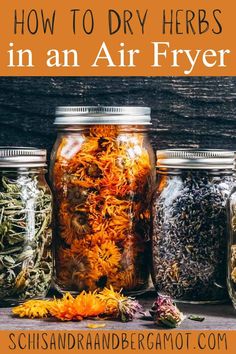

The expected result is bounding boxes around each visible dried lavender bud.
[152,171,233,302]
[150,294,185,328]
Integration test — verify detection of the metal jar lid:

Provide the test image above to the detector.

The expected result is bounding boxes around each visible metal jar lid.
[156,149,235,170]
[54,106,151,126]
[0,147,47,168]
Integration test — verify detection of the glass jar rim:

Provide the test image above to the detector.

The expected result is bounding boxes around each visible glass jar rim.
[156,149,235,170]
[54,106,152,126]
[0,147,47,168]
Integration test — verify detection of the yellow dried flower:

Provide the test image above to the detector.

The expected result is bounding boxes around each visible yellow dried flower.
[49,291,106,321]
[98,286,126,315]
[88,241,121,273]
[49,292,80,321]
[12,300,51,318]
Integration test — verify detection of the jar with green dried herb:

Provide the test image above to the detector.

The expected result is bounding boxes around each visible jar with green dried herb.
[0,148,53,304]
[227,179,236,310]
[152,150,234,303]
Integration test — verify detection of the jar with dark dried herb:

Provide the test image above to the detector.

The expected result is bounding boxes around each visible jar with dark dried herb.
[227,179,236,310]
[152,150,234,303]
[50,106,155,295]
[0,148,53,304]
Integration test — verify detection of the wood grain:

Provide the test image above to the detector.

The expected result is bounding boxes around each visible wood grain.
[0,77,236,153]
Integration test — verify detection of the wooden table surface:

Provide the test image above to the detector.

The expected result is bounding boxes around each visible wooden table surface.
[1,294,236,331]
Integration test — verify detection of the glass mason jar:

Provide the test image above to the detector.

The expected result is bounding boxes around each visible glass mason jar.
[227,177,236,310]
[0,148,53,304]
[151,149,234,303]
[50,106,156,295]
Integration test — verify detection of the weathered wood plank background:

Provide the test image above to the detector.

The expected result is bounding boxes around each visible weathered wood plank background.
[0,77,236,153]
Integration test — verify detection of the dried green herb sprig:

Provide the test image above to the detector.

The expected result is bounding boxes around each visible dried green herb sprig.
[188,315,205,322]
[231,245,236,284]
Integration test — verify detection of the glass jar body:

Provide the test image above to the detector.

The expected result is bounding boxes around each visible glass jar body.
[152,169,234,303]
[50,125,156,294]
[227,185,236,309]
[0,168,53,304]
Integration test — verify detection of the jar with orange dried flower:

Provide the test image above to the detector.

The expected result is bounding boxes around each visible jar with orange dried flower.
[50,106,156,295]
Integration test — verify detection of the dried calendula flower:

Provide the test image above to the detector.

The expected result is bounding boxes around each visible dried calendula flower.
[73,291,106,318]
[150,294,185,328]
[49,291,106,321]
[49,292,81,321]
[98,286,143,322]
[12,299,51,318]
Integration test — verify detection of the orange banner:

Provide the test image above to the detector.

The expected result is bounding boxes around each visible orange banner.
[0,0,235,76]
[0,330,235,354]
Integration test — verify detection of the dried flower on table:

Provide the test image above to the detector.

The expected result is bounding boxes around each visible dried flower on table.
[49,291,106,321]
[150,294,185,328]
[12,299,51,318]
[117,297,143,322]
[12,286,143,323]
[98,286,143,322]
